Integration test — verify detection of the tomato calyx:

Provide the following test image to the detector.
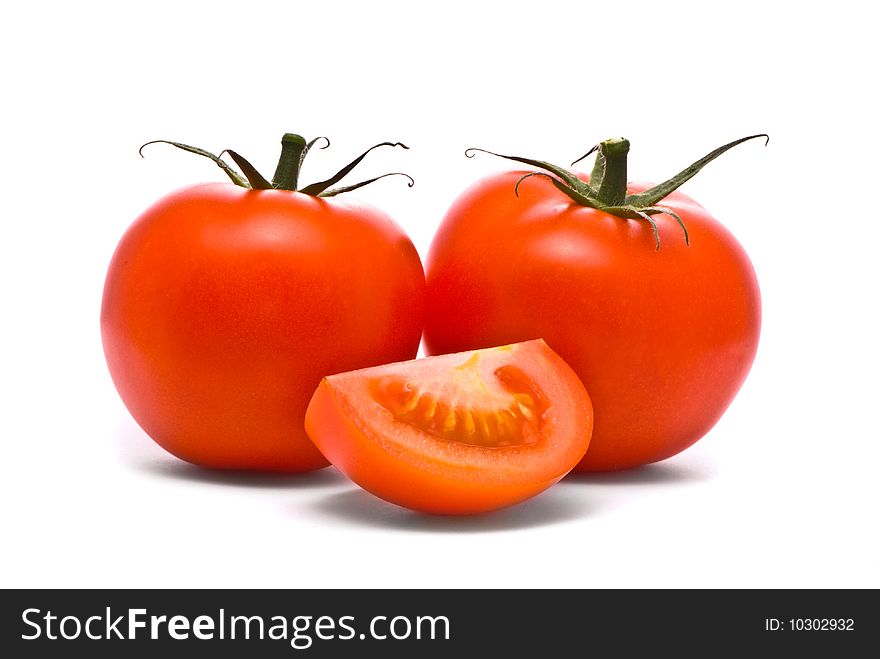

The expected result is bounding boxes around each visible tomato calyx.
[139,133,414,197]
[465,133,769,250]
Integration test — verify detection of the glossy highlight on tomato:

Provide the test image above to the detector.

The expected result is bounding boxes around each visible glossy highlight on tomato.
[305,340,593,514]
[424,137,763,471]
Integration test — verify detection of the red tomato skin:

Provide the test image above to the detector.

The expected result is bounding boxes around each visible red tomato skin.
[424,172,761,471]
[102,183,425,472]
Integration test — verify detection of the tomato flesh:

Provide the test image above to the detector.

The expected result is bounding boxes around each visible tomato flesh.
[370,353,547,448]
[305,340,593,514]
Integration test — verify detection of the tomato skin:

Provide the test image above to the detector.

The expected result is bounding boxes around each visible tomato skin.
[424,172,760,471]
[305,340,593,514]
[102,182,425,472]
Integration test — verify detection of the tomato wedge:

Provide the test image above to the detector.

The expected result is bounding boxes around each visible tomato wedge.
[305,339,593,514]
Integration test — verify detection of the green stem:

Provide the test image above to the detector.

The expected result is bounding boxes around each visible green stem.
[595,138,630,206]
[272,133,308,191]
[464,134,767,250]
[588,148,605,190]
[141,133,413,198]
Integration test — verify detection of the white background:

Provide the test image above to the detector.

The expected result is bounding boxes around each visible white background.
[2,0,878,588]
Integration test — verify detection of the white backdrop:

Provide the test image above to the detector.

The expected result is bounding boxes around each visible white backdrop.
[2,0,877,588]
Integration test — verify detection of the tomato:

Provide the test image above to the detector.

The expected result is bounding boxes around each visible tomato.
[305,340,593,514]
[424,137,764,471]
[102,134,425,472]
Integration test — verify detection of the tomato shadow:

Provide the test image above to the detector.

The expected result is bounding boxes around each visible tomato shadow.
[561,461,716,486]
[312,486,592,532]
[115,418,348,489]
[134,458,348,489]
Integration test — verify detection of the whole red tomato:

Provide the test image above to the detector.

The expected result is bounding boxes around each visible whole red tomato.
[102,134,425,472]
[424,136,764,471]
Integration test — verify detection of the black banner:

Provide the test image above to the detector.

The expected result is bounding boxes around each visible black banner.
[1,589,874,657]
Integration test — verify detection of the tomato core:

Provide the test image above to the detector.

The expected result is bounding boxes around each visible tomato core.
[369,352,547,448]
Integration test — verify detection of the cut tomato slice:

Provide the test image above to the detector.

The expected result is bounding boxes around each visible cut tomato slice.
[305,339,593,514]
